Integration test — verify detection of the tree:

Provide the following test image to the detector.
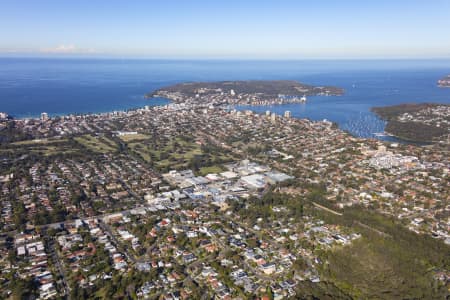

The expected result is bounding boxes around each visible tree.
[266,286,274,300]
[10,277,38,300]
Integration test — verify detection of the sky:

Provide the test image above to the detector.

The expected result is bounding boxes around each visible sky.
[1,0,450,59]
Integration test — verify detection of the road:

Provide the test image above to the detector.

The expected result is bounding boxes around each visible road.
[98,220,137,264]
[29,203,148,234]
[46,232,71,299]
[311,201,343,216]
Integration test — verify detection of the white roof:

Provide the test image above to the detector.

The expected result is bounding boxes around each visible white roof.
[220,171,238,179]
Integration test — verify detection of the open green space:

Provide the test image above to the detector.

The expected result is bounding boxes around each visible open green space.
[75,134,117,153]
[128,135,234,171]
[118,133,150,142]
[198,165,225,176]
[11,138,68,146]
[1,138,79,158]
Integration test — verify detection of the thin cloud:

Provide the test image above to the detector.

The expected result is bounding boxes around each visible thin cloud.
[40,45,97,54]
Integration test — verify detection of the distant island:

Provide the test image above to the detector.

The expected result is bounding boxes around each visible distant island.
[146,80,344,106]
[372,103,450,143]
[438,75,450,87]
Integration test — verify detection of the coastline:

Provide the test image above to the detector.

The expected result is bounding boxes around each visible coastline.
[2,95,435,146]
[2,66,450,143]
[382,129,434,145]
[5,96,171,120]
[371,103,450,144]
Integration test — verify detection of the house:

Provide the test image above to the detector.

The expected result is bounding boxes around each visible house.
[260,262,276,275]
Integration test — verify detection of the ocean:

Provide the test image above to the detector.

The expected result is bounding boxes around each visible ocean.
[1,58,450,140]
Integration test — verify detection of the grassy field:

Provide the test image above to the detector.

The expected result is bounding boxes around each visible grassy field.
[151,137,203,169]
[118,133,150,142]
[128,137,200,164]
[11,138,67,146]
[128,136,234,171]
[75,134,117,153]
[28,145,77,156]
[198,165,225,176]
[6,135,117,155]
[3,138,77,157]
[128,143,152,162]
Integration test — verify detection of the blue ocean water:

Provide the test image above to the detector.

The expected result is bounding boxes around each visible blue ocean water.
[1,58,450,139]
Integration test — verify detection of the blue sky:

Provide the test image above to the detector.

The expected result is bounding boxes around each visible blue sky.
[1,0,450,59]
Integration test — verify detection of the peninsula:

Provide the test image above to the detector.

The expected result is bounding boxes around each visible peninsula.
[146,80,344,106]
[438,75,450,87]
[372,103,450,143]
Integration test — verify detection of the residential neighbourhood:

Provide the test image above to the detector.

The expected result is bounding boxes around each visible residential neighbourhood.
[0,90,449,298]
[1,1,450,298]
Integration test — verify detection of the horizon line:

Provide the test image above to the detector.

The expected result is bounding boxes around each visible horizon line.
[2,54,450,61]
